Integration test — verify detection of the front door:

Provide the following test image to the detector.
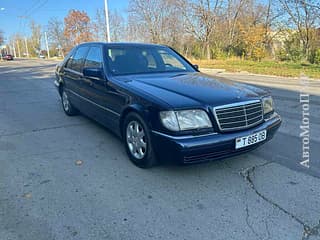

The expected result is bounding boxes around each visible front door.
[81,45,125,130]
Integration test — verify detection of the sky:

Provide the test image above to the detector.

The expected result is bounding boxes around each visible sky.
[0,0,129,42]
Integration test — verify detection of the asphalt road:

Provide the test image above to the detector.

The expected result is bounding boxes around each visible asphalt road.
[0,59,319,240]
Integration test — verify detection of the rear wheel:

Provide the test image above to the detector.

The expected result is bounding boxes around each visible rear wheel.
[61,87,78,116]
[123,112,157,168]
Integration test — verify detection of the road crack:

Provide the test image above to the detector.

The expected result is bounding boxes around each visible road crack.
[240,162,318,240]
[302,220,320,240]
[245,201,263,240]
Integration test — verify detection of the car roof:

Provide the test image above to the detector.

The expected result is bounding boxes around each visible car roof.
[76,42,167,48]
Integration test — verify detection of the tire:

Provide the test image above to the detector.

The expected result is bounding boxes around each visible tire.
[123,112,157,168]
[61,87,78,116]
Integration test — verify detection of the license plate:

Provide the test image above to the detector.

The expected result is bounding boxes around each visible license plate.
[235,130,267,149]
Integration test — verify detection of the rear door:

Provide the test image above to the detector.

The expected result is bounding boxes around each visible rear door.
[63,46,89,107]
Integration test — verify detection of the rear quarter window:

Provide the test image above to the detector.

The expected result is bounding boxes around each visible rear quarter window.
[67,46,89,72]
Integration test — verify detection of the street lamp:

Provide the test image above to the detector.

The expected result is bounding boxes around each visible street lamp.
[104,0,111,42]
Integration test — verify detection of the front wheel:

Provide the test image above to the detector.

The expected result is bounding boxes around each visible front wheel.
[61,87,78,116]
[123,112,157,168]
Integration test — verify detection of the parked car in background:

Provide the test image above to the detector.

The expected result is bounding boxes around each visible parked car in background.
[2,54,14,60]
[54,42,281,168]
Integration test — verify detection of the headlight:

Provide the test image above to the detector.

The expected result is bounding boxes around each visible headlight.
[160,110,212,131]
[159,111,180,131]
[262,96,274,115]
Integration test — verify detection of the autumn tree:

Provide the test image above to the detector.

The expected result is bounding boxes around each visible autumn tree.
[64,10,93,49]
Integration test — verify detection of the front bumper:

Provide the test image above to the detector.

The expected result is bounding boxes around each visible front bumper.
[152,113,282,164]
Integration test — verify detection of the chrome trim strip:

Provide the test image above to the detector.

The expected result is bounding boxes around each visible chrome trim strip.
[152,130,218,140]
[64,68,83,77]
[217,120,263,131]
[220,120,247,125]
[54,80,60,87]
[264,112,279,121]
[218,115,246,120]
[218,110,262,121]
[247,114,263,121]
[214,100,261,110]
[216,108,245,114]
[68,89,121,117]
[246,110,262,117]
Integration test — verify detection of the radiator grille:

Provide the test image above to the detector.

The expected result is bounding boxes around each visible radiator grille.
[214,100,263,131]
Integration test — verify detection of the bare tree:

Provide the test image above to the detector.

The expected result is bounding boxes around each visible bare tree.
[178,0,224,59]
[92,9,126,42]
[110,10,126,42]
[225,0,246,55]
[92,9,107,42]
[129,0,180,43]
[9,34,24,58]
[47,18,66,57]
[279,0,320,58]
[129,0,161,43]
[0,30,4,46]
[29,21,42,56]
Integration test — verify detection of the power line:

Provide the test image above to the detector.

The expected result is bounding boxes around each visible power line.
[24,0,42,17]
[17,0,49,35]
[28,0,49,17]
[24,0,41,16]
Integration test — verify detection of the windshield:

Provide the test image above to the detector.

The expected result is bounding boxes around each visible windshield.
[106,46,196,75]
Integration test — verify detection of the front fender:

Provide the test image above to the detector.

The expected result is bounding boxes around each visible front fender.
[119,103,157,138]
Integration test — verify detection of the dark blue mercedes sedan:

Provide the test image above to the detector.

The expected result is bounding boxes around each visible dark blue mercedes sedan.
[54,42,281,168]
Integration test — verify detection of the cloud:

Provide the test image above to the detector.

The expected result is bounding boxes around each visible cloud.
[0,8,5,11]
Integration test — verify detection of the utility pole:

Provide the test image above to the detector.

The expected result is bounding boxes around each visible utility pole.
[104,0,111,42]
[24,37,29,58]
[44,31,50,58]
[16,40,21,58]
[12,43,17,57]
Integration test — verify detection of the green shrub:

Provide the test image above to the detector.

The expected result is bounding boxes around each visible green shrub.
[315,49,320,64]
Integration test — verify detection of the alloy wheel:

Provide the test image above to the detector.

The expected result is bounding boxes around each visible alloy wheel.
[126,120,147,159]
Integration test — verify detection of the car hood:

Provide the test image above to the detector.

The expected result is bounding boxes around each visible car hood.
[114,72,268,108]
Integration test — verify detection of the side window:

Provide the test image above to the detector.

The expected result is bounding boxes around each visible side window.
[69,47,89,72]
[84,47,102,68]
[142,50,157,69]
[158,50,186,70]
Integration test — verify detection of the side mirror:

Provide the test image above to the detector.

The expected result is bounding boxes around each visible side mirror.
[193,64,199,70]
[83,67,104,79]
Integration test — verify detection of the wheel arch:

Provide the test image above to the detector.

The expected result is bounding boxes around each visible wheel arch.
[58,83,64,96]
[119,104,151,139]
